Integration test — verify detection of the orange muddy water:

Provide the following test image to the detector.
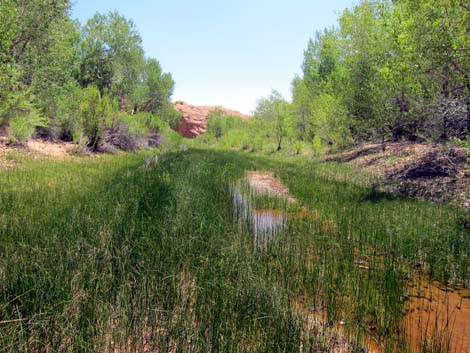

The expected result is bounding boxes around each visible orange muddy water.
[405,279,470,353]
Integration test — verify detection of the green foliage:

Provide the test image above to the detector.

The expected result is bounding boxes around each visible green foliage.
[134,58,175,114]
[54,83,84,140]
[31,18,81,120]
[120,112,166,136]
[309,92,352,149]
[77,12,175,123]
[254,90,293,151]
[79,11,145,102]
[0,65,24,125]
[0,3,175,147]
[0,0,17,61]
[9,115,45,142]
[207,109,246,139]
[451,137,470,157]
[0,65,47,142]
[79,86,116,150]
[0,0,71,141]
[119,112,183,152]
[289,0,470,149]
[207,109,225,138]
[161,106,183,129]
[5,96,47,142]
[312,135,324,154]
[291,76,311,141]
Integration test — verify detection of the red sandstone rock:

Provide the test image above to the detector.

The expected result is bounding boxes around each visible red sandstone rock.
[173,101,250,138]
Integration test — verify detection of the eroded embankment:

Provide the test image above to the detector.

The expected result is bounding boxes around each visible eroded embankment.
[325,142,470,208]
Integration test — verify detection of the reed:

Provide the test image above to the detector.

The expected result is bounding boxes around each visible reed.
[1,148,468,352]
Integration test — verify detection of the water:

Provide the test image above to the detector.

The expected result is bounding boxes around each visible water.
[230,185,287,245]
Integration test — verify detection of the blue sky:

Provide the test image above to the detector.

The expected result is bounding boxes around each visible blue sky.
[71,0,355,114]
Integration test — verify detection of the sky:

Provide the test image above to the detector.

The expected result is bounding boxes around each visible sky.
[71,0,355,114]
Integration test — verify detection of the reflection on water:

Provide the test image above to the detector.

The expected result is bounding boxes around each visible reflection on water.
[230,185,286,245]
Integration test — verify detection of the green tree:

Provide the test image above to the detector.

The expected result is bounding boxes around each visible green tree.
[291,76,312,141]
[78,11,145,108]
[309,92,351,149]
[396,0,470,139]
[31,19,81,135]
[338,1,387,140]
[133,58,176,121]
[302,28,341,94]
[254,91,292,151]
[0,0,71,140]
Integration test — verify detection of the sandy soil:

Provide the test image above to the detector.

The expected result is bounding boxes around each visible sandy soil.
[26,140,72,159]
[0,140,73,170]
[246,171,297,203]
[0,144,15,169]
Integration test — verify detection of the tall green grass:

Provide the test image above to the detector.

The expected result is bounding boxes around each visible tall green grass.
[0,148,468,352]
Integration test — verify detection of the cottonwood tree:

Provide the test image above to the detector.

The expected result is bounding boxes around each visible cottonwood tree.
[0,0,71,135]
[254,91,292,151]
[292,0,470,148]
[78,11,145,109]
[133,58,177,126]
[396,0,470,139]
[291,76,312,141]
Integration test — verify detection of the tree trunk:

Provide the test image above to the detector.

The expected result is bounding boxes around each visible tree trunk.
[277,136,282,151]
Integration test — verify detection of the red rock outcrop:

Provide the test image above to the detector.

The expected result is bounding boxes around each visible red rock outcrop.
[173,101,250,138]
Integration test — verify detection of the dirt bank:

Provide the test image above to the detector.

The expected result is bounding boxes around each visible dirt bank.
[0,140,75,169]
[325,142,470,208]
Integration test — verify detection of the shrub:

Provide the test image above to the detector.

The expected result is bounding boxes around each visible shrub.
[79,86,117,150]
[10,114,47,143]
[1,94,47,143]
[55,83,82,141]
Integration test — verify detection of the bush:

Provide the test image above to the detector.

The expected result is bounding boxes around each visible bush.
[10,115,47,142]
[312,135,324,155]
[207,110,247,140]
[1,93,47,143]
[55,84,82,141]
[115,112,183,152]
[79,86,117,151]
[79,86,103,150]
[251,135,264,152]
[120,112,168,136]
